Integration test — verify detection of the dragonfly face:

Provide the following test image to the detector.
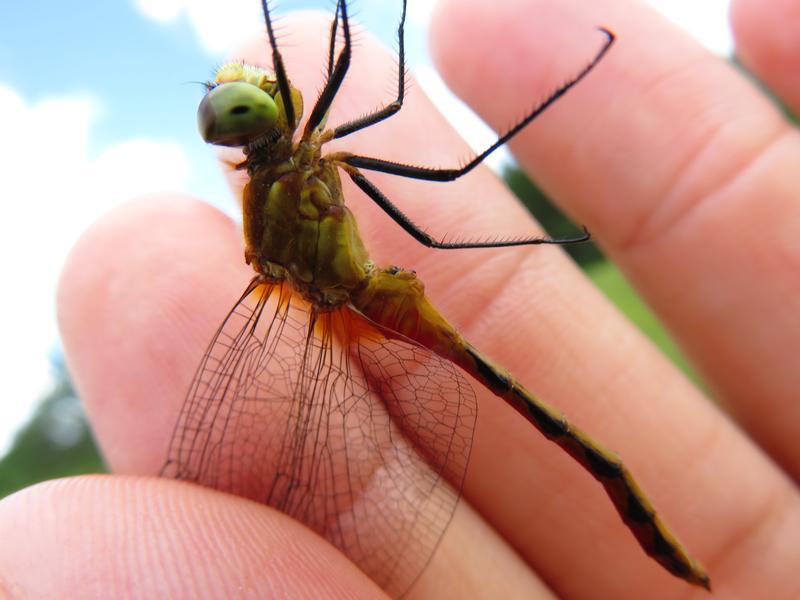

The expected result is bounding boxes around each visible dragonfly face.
[161,0,710,595]
[197,62,304,152]
[197,80,279,147]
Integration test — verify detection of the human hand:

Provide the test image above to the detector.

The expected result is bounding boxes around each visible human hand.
[2,0,799,598]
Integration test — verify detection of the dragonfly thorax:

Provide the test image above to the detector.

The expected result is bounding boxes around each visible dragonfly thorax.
[243,157,373,308]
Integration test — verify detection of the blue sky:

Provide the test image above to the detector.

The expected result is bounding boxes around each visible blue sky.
[0,0,732,455]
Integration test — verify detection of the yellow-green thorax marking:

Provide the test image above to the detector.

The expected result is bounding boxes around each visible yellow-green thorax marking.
[197,61,710,590]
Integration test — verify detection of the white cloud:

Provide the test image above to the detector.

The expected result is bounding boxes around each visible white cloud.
[134,0,733,60]
[0,85,190,455]
[646,0,733,55]
[134,0,263,55]
[406,1,435,29]
[133,0,436,57]
[360,0,433,29]
[135,0,183,23]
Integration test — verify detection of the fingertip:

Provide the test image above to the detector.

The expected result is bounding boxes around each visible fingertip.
[57,195,247,474]
[730,0,800,113]
[0,476,382,599]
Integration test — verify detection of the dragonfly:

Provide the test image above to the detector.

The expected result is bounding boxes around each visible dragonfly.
[161,0,710,595]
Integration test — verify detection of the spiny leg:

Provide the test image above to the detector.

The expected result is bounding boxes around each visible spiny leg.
[335,28,615,181]
[461,344,711,590]
[304,0,352,138]
[260,0,296,130]
[339,163,590,249]
[331,0,408,139]
[326,0,340,80]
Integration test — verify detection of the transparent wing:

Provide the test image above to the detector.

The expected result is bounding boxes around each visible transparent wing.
[161,278,477,597]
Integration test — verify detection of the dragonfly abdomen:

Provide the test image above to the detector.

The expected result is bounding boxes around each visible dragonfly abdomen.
[353,267,709,589]
[460,343,711,589]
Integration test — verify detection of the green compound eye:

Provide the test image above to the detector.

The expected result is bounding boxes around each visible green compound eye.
[197,81,279,146]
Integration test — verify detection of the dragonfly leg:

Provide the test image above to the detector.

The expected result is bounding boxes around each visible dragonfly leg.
[330,0,409,140]
[338,165,590,248]
[259,0,296,130]
[324,0,340,80]
[338,28,614,182]
[303,0,352,138]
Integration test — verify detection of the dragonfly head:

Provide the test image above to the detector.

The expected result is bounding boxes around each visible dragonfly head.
[198,62,303,148]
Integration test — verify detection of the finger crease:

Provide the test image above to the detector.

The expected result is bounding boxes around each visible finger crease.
[456,248,531,337]
[701,472,798,588]
[618,100,792,257]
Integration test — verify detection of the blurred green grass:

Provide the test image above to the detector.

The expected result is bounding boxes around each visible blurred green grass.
[0,369,106,499]
[585,260,698,383]
[505,163,699,383]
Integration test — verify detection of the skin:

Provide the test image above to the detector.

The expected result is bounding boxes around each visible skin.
[1,0,799,597]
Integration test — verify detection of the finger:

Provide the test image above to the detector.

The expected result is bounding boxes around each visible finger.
[58,195,249,475]
[731,0,800,115]
[0,476,383,599]
[57,196,552,599]
[431,0,800,478]
[58,9,800,600]
[421,1,800,597]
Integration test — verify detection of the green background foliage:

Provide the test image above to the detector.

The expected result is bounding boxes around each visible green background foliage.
[0,359,106,499]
